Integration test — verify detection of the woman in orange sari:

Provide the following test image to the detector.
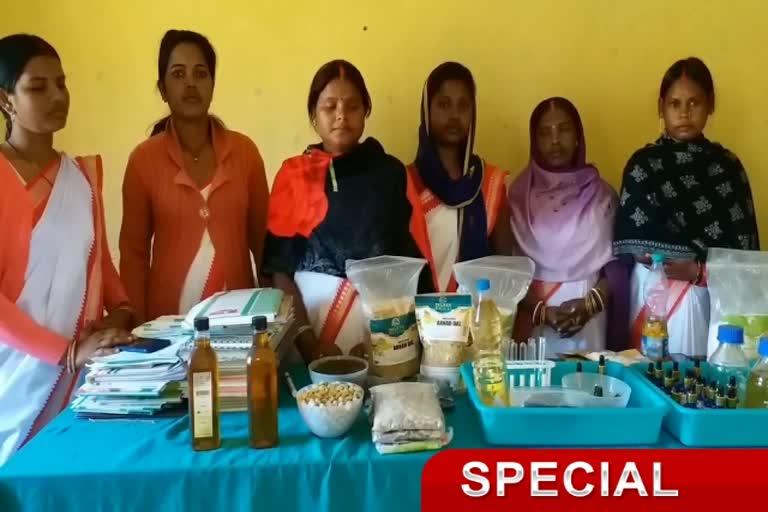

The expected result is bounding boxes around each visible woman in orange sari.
[407,62,515,292]
[0,34,134,465]
[120,30,269,323]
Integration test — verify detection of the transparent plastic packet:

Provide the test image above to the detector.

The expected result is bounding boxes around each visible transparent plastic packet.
[346,256,427,382]
[707,248,768,360]
[453,256,535,337]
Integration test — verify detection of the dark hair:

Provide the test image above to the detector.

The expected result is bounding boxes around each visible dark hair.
[659,57,715,108]
[0,34,59,139]
[425,61,476,103]
[151,30,217,136]
[529,96,586,168]
[306,59,372,121]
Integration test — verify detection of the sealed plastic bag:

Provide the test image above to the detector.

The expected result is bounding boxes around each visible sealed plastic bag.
[707,248,768,359]
[453,256,535,336]
[415,294,472,366]
[369,381,452,454]
[346,256,427,381]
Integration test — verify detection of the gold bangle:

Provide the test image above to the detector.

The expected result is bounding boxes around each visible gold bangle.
[532,301,543,326]
[693,262,704,285]
[591,288,605,313]
[71,340,78,373]
[67,342,75,374]
[295,325,313,337]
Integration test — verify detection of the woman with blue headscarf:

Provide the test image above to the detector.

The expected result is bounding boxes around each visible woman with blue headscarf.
[407,62,515,292]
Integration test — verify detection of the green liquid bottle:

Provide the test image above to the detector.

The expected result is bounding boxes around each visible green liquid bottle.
[746,338,768,409]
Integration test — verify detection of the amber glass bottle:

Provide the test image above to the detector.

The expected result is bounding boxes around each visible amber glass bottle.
[246,315,279,448]
[187,316,221,451]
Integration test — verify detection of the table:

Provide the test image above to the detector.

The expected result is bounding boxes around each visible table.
[0,368,682,512]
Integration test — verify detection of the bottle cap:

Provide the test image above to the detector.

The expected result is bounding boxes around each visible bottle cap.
[599,354,605,365]
[717,324,744,345]
[651,253,665,264]
[673,361,679,371]
[476,279,490,292]
[252,315,268,331]
[759,338,768,357]
[194,316,209,331]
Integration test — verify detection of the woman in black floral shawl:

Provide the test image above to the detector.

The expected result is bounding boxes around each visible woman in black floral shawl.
[614,57,759,357]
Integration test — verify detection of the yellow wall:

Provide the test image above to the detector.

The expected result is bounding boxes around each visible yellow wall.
[3,0,767,251]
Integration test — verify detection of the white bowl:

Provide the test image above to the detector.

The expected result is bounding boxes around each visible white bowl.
[560,372,632,408]
[295,382,364,438]
[308,356,369,388]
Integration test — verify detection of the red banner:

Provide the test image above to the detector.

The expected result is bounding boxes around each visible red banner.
[422,448,766,511]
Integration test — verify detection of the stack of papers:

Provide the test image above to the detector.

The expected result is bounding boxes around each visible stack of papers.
[72,288,296,417]
[177,319,294,412]
[71,343,187,418]
[184,288,286,326]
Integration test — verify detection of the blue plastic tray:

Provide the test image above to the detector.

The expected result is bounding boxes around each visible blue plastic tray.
[461,360,669,446]
[630,361,768,447]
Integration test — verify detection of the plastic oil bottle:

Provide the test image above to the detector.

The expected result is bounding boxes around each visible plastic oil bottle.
[746,337,768,409]
[470,278,508,406]
[708,324,750,407]
[641,253,669,360]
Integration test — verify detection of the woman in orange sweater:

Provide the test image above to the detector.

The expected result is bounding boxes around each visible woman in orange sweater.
[120,30,269,322]
[0,34,134,465]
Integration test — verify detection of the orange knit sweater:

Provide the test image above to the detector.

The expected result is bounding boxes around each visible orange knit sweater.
[119,120,269,322]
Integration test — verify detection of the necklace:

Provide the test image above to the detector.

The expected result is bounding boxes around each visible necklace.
[184,143,208,163]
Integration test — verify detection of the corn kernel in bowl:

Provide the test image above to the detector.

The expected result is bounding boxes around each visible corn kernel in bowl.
[297,382,364,407]
[296,382,365,438]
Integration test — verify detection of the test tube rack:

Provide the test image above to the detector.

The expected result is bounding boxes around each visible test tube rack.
[504,337,554,388]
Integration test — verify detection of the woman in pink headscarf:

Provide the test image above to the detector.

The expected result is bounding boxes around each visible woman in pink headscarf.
[509,97,628,356]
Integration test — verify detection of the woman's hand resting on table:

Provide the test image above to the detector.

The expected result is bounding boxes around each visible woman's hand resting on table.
[74,310,135,368]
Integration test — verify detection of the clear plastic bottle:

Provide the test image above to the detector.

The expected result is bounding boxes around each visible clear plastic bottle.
[470,278,507,406]
[641,253,669,360]
[708,324,750,407]
[746,337,768,409]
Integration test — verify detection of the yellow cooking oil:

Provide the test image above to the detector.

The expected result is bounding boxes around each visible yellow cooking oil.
[470,279,508,406]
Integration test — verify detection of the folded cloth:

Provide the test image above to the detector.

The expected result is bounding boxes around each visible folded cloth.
[376,441,442,455]
[372,429,445,444]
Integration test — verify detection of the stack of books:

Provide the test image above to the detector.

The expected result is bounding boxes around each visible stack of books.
[72,288,295,417]
[181,288,295,411]
[71,343,187,418]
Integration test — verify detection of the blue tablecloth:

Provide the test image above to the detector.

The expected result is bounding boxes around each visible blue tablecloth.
[0,368,682,512]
